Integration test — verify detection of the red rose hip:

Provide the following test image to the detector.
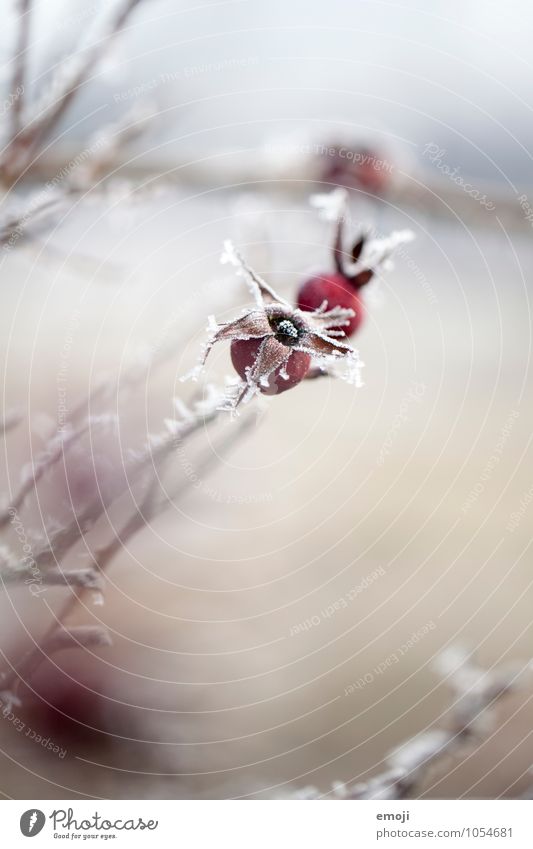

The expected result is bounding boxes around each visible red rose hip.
[231,337,311,396]
[299,191,413,338]
[297,272,363,336]
[193,240,361,409]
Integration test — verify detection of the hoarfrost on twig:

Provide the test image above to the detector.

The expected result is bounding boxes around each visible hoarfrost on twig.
[345,229,415,277]
[45,625,113,655]
[388,729,453,776]
[290,647,533,800]
[0,690,22,716]
[221,239,292,308]
[0,410,23,436]
[310,188,348,222]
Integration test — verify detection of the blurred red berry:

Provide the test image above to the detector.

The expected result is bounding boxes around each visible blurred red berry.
[322,145,392,194]
[27,662,109,743]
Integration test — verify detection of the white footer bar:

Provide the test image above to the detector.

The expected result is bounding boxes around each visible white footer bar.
[1,799,531,847]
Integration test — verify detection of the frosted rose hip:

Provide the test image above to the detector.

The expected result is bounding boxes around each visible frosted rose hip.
[189,241,361,409]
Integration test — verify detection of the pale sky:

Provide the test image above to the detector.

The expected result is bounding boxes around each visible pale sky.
[1,0,532,185]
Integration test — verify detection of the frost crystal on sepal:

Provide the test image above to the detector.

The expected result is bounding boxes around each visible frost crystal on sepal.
[309,188,416,291]
[167,385,232,430]
[319,350,365,387]
[291,785,321,800]
[0,545,13,567]
[344,768,409,801]
[310,188,348,221]
[0,690,22,716]
[172,397,194,422]
[195,383,229,415]
[388,729,452,775]
[220,240,292,308]
[345,229,415,277]
[181,315,229,384]
[220,240,240,268]
[163,418,181,436]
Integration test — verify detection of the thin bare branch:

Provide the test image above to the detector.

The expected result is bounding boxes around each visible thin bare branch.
[94,408,257,572]
[0,418,106,531]
[11,0,147,178]
[46,624,112,655]
[0,409,23,436]
[220,240,292,308]
[332,210,346,276]
[69,102,157,190]
[8,0,31,141]
[2,625,111,691]
[0,390,226,692]
[292,649,532,800]
[0,324,185,531]
[0,563,103,591]
[0,192,69,248]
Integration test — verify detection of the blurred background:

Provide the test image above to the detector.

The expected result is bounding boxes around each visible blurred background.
[0,0,532,799]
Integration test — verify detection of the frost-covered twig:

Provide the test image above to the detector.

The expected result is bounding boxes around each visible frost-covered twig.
[519,769,533,799]
[344,229,415,279]
[0,322,189,532]
[45,623,112,654]
[68,102,157,191]
[0,559,103,592]
[220,239,292,308]
[93,407,256,577]
[293,648,532,800]
[0,388,227,694]
[0,193,69,250]
[1,394,253,694]
[8,0,31,142]
[28,0,145,143]
[310,189,414,286]
[1,625,112,696]
[27,401,219,574]
[0,410,23,436]
[310,187,349,223]
[0,0,148,186]
[0,419,100,530]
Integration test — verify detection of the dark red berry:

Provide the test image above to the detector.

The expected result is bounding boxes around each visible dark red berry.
[322,145,392,194]
[297,272,364,336]
[26,663,110,744]
[231,337,311,395]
